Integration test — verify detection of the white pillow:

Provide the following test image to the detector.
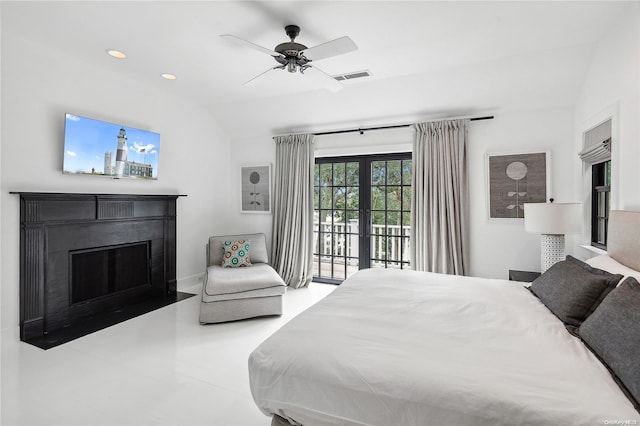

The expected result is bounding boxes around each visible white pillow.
[585,254,640,284]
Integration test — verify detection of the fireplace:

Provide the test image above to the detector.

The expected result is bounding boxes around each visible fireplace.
[71,241,151,304]
[16,192,187,348]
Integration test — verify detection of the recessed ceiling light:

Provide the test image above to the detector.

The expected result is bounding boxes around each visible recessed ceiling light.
[106,50,127,59]
[161,73,177,80]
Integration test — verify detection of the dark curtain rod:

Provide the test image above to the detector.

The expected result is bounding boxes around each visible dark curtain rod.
[311,115,494,136]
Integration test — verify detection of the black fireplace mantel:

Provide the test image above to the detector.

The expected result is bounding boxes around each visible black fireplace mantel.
[13,192,186,346]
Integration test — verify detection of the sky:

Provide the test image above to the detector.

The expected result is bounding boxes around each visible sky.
[63,113,160,178]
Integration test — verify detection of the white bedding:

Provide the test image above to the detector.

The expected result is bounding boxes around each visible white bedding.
[249,268,640,425]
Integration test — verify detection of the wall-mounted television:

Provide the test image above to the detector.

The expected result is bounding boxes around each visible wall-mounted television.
[63,113,160,180]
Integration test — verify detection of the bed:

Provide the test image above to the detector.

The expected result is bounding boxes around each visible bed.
[249,211,640,425]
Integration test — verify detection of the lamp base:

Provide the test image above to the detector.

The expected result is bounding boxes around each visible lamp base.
[541,234,565,273]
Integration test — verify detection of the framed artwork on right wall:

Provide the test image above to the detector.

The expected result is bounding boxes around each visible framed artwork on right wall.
[486,151,550,219]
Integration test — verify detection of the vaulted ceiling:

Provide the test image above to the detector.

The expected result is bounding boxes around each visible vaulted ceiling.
[3,1,634,138]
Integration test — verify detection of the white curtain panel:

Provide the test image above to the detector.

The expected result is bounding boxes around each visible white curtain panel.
[271,134,315,288]
[411,119,469,275]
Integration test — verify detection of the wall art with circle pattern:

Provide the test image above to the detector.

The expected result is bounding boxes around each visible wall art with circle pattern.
[486,152,550,219]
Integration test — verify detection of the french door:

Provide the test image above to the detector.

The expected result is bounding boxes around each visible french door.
[313,153,412,284]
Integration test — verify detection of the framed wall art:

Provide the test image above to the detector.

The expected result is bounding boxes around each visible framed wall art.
[240,164,271,214]
[486,152,550,219]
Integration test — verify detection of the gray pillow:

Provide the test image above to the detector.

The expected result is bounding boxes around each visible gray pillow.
[529,255,622,327]
[579,277,640,409]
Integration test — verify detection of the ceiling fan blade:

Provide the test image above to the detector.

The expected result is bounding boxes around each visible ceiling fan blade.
[301,36,358,62]
[220,34,284,58]
[242,66,284,86]
[304,65,344,92]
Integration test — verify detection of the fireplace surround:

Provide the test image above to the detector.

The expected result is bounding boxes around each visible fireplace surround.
[15,192,186,348]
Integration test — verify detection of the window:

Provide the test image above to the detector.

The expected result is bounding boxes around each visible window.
[580,118,612,250]
[591,159,611,249]
[313,153,412,284]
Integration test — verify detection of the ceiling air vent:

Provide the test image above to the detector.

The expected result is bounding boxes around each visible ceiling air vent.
[333,70,371,81]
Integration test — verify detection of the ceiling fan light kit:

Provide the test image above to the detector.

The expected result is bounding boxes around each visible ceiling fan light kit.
[221,24,358,89]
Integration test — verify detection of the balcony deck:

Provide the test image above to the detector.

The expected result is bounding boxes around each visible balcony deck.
[313,220,410,281]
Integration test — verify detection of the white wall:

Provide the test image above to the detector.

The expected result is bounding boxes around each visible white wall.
[225,135,277,250]
[468,109,577,278]
[314,127,413,158]
[228,108,577,280]
[573,8,640,222]
[0,34,232,338]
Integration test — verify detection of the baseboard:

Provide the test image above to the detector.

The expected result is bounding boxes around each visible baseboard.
[177,273,203,291]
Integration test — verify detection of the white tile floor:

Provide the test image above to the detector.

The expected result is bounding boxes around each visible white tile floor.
[1,282,336,426]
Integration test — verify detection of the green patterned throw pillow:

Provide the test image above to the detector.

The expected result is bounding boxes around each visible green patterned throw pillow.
[221,240,252,268]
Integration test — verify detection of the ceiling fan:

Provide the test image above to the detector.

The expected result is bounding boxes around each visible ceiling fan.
[221,25,357,91]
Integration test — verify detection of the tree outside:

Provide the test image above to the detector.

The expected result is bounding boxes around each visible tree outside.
[314,160,412,226]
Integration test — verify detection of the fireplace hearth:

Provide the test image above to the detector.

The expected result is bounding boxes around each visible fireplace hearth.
[15,192,191,349]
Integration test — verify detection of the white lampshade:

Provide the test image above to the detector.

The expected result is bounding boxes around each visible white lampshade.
[523,202,582,272]
[523,203,582,235]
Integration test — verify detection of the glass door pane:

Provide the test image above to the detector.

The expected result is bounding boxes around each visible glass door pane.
[369,159,411,270]
[313,161,360,282]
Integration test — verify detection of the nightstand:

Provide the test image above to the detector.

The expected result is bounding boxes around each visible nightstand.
[508,270,541,283]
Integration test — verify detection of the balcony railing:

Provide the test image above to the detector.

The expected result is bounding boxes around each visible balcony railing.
[313,220,410,269]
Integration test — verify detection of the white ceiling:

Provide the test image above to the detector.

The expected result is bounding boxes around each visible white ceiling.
[2,1,634,138]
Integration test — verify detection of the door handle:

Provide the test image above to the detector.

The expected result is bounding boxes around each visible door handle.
[364,209,371,238]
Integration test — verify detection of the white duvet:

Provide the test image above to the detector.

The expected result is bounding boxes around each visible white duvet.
[249,269,639,425]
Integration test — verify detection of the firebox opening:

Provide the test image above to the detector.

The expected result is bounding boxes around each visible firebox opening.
[71,241,151,305]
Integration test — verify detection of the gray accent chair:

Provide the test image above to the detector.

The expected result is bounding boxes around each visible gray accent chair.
[200,233,286,324]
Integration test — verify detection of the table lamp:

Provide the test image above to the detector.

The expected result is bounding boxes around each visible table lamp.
[524,200,582,273]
